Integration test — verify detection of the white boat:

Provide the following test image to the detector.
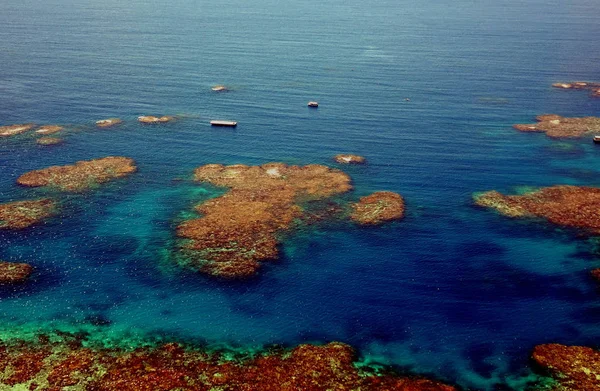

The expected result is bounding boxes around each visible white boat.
[210,120,237,127]
[307,101,319,107]
[593,135,600,144]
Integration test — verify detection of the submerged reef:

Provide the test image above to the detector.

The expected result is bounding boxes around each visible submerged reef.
[350,191,405,225]
[177,163,353,278]
[96,118,122,128]
[17,157,137,192]
[334,154,366,164]
[474,186,600,233]
[0,199,57,229]
[0,124,35,138]
[138,115,175,124]
[0,337,455,390]
[36,137,63,146]
[553,81,600,98]
[0,262,33,284]
[513,114,600,138]
[532,344,600,391]
[35,125,63,135]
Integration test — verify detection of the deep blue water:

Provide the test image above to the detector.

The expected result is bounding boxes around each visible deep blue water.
[1,0,600,389]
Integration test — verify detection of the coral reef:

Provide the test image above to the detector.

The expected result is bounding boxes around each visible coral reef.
[36,137,63,146]
[474,186,600,233]
[96,118,122,128]
[0,338,455,390]
[138,115,174,124]
[532,343,600,391]
[334,154,366,164]
[553,81,600,98]
[0,124,35,138]
[0,199,57,229]
[0,261,33,284]
[17,157,137,192]
[35,126,63,135]
[177,163,352,278]
[350,191,405,225]
[513,114,600,138]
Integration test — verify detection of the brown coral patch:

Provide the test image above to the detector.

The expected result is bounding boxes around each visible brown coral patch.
[35,125,63,135]
[96,118,123,128]
[513,114,600,138]
[350,191,405,225]
[334,154,367,164]
[0,262,33,284]
[532,344,600,391]
[36,137,63,146]
[16,157,137,192]
[138,115,174,124]
[0,199,57,229]
[0,124,35,138]
[177,163,352,278]
[474,185,600,233]
[0,340,456,391]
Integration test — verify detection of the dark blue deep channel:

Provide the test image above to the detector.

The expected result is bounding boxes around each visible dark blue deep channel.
[1,0,600,389]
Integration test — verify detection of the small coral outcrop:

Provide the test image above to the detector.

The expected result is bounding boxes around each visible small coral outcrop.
[0,338,456,390]
[95,118,122,128]
[474,185,600,233]
[35,125,63,135]
[350,191,405,225]
[0,199,57,229]
[17,157,137,192]
[553,81,600,98]
[177,163,352,278]
[513,114,600,138]
[0,261,33,284]
[36,137,63,146]
[334,154,366,164]
[138,115,174,124]
[532,344,600,391]
[0,124,35,138]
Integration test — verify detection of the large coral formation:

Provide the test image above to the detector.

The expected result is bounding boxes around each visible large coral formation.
[334,154,366,164]
[0,124,35,138]
[513,114,600,138]
[553,81,600,98]
[17,157,137,192]
[96,118,122,128]
[532,344,600,391]
[35,125,63,135]
[0,262,33,284]
[0,199,57,229]
[0,339,455,391]
[474,186,600,233]
[177,163,352,278]
[350,191,405,225]
[138,115,174,124]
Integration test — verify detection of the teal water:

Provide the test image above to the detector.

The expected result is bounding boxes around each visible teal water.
[1,0,600,389]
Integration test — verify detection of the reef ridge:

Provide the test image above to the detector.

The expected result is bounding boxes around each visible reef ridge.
[513,114,600,138]
[532,343,600,391]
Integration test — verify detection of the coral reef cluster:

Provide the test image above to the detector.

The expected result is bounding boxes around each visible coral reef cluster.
[0,261,33,284]
[513,114,600,138]
[532,344,600,391]
[0,199,57,229]
[553,81,600,98]
[17,157,137,192]
[0,338,455,390]
[177,163,353,278]
[350,191,405,225]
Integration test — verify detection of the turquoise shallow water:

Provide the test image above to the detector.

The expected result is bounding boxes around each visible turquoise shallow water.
[1,0,600,389]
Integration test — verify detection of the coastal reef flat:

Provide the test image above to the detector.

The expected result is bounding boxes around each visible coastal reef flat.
[177,163,353,278]
[553,81,600,98]
[532,344,600,391]
[0,199,57,229]
[16,157,137,192]
[0,124,35,138]
[0,337,456,391]
[474,185,600,233]
[350,191,405,225]
[513,114,600,138]
[0,261,33,284]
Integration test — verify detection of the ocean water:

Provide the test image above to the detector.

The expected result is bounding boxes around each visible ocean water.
[1,0,600,389]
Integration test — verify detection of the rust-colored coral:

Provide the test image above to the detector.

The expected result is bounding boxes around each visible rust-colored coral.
[177,163,352,278]
[16,157,137,192]
[532,343,600,391]
[513,114,600,138]
[350,191,405,225]
[474,185,600,233]
[0,261,33,283]
[0,199,57,229]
